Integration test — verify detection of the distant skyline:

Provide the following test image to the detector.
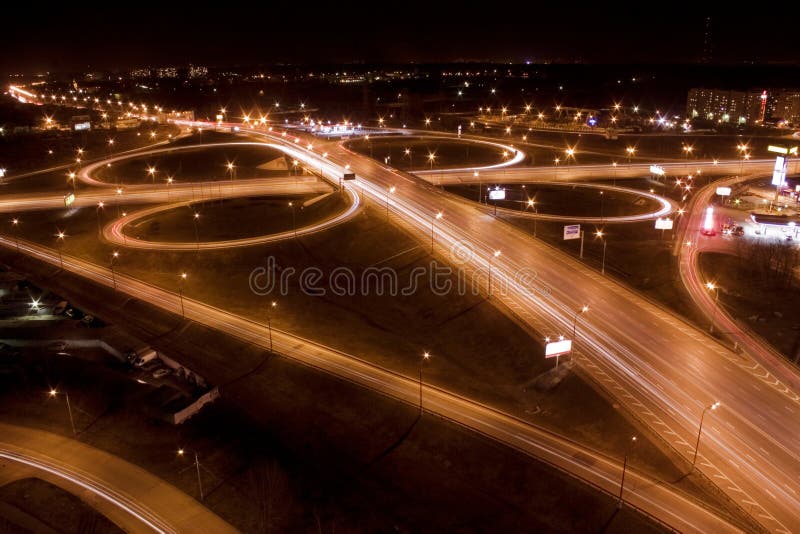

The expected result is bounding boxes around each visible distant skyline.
[2,6,798,74]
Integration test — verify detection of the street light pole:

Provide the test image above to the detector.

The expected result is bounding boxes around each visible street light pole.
[55,231,65,269]
[386,186,395,219]
[525,199,537,238]
[289,202,297,237]
[692,402,721,468]
[178,273,187,318]
[419,352,430,415]
[64,391,76,437]
[602,240,607,275]
[178,449,204,500]
[596,230,607,274]
[706,282,720,333]
[572,305,589,338]
[192,212,200,250]
[96,202,105,236]
[11,218,19,250]
[49,389,76,437]
[267,301,276,353]
[618,436,637,508]
[431,212,443,253]
[195,452,204,500]
[110,252,119,290]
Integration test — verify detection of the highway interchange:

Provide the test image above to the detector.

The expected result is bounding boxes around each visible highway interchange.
[2,118,799,532]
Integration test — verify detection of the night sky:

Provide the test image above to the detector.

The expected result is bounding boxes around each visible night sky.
[2,4,798,74]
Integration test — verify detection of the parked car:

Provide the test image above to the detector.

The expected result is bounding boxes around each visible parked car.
[732,226,745,236]
[132,348,158,367]
[152,368,172,379]
[700,228,716,236]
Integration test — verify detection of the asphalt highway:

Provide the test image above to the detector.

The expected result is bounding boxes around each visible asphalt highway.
[0,422,235,533]
[3,122,798,531]
[246,127,800,533]
[420,158,779,184]
[0,235,739,533]
[676,173,800,397]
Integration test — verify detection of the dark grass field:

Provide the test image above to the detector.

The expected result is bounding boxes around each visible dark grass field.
[123,192,345,242]
[447,182,662,218]
[346,136,507,170]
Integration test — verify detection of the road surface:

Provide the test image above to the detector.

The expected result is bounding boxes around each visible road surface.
[245,126,799,533]
[0,422,236,534]
[3,122,797,531]
[0,235,740,533]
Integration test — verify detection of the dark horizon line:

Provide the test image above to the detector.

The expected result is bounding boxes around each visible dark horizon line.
[6,59,800,77]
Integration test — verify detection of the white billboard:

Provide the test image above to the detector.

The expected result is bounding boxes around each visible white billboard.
[545,339,572,358]
[654,218,674,230]
[563,224,581,240]
[772,156,788,187]
[488,189,506,200]
[649,165,665,176]
[715,186,732,196]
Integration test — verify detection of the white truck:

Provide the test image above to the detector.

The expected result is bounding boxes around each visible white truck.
[131,347,158,367]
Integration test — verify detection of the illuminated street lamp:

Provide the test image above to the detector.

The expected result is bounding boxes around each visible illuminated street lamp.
[147,166,157,184]
[110,251,119,290]
[595,230,607,275]
[288,201,297,237]
[48,389,76,437]
[226,161,236,180]
[431,211,443,253]
[572,305,589,338]
[419,351,431,415]
[95,201,105,235]
[705,282,720,333]
[10,218,20,250]
[427,152,436,170]
[736,143,750,175]
[692,402,721,468]
[386,186,396,218]
[404,147,413,168]
[55,230,66,268]
[618,436,638,508]
[524,198,539,236]
[565,147,576,165]
[266,300,277,353]
[488,250,501,298]
[177,448,204,500]
[178,273,187,318]
[626,146,636,166]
